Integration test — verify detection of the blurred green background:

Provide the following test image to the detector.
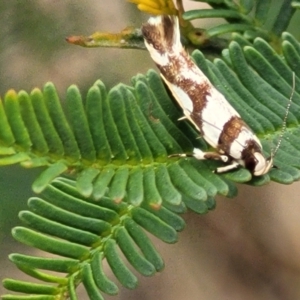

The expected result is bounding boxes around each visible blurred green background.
[1,1,300,300]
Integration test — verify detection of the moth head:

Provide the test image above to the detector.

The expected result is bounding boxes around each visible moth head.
[242,143,273,176]
[252,152,273,176]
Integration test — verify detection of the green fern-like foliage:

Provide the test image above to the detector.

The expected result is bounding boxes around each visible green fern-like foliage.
[4,177,182,299]
[2,0,300,299]
[183,0,296,41]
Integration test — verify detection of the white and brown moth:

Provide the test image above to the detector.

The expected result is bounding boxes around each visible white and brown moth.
[142,15,273,176]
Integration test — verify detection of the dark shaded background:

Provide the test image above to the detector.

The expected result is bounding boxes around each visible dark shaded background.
[1,1,300,299]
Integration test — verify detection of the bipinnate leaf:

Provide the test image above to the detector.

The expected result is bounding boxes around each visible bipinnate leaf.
[2,2,300,299]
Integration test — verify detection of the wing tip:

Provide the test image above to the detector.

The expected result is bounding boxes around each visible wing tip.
[142,15,180,54]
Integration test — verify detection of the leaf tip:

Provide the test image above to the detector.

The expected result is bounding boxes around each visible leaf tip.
[5,89,18,100]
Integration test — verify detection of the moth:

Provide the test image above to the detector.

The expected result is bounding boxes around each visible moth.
[141,15,274,176]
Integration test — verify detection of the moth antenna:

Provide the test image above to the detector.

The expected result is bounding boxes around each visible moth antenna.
[271,72,295,158]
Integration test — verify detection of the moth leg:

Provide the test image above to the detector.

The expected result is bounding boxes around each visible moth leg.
[193,149,241,173]
[194,149,229,162]
[169,148,240,174]
[214,162,240,174]
[169,148,229,163]
[178,115,188,121]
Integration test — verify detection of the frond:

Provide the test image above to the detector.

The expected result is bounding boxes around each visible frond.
[2,177,182,299]
[2,32,300,298]
[1,33,300,205]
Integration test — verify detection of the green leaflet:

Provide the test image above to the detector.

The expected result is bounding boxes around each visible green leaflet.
[141,202,185,232]
[2,279,58,296]
[18,90,49,155]
[19,211,101,246]
[92,166,115,200]
[90,252,118,295]
[254,0,271,25]
[4,90,31,151]
[12,264,67,285]
[85,84,112,163]
[206,23,255,38]
[115,227,156,276]
[104,239,138,290]
[131,207,178,243]
[155,164,182,206]
[76,167,100,198]
[183,8,247,22]
[124,218,164,271]
[12,227,90,259]
[108,165,129,202]
[28,197,112,235]
[126,166,144,206]
[82,264,105,300]
[0,97,15,146]
[66,85,96,163]
[43,83,80,161]
[240,0,255,14]
[271,0,296,36]
[30,88,65,157]
[32,161,68,193]
[10,253,79,273]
